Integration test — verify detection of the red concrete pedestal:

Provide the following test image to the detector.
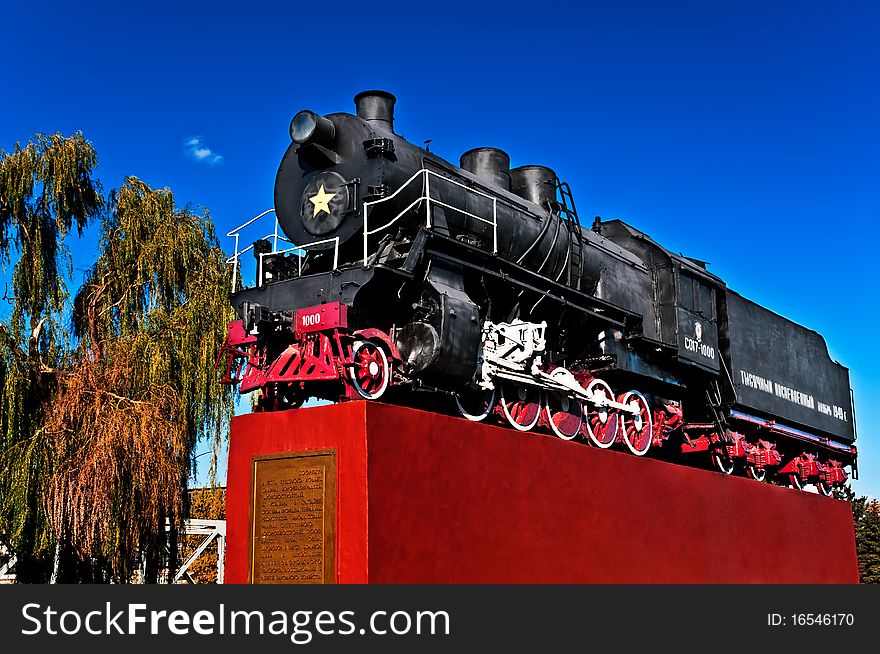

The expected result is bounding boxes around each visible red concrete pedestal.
[225,402,858,583]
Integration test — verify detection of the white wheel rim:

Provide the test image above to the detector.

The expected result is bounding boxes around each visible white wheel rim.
[454,386,495,422]
[350,341,390,400]
[620,391,652,456]
[585,379,616,448]
[500,381,540,431]
[544,395,582,441]
[713,452,734,475]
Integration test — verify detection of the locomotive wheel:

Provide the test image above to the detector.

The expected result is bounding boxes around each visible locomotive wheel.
[499,381,541,432]
[454,383,496,422]
[543,367,583,440]
[275,384,306,411]
[711,449,735,475]
[544,392,584,440]
[350,340,390,400]
[584,379,617,448]
[745,464,767,482]
[618,390,652,456]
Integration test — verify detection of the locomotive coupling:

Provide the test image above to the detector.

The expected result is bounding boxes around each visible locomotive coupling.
[241,300,292,336]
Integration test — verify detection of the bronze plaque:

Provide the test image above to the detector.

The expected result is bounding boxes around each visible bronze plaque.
[249,450,336,584]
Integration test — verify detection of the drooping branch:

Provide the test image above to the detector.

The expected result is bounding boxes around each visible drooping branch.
[0,323,25,364]
[0,132,103,579]
[44,176,236,580]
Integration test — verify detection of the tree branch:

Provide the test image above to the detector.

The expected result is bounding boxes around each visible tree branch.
[0,323,25,364]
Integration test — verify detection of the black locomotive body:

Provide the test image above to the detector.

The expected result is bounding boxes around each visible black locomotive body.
[220,91,857,493]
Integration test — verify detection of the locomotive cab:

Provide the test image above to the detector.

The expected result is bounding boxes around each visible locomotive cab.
[595,219,723,374]
[674,262,721,374]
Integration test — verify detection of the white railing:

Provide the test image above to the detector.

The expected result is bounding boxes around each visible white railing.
[229,170,498,291]
[362,168,498,266]
[256,237,339,288]
[225,209,339,293]
[171,519,226,584]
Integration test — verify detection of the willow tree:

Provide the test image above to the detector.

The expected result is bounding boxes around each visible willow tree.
[0,133,103,581]
[45,177,236,581]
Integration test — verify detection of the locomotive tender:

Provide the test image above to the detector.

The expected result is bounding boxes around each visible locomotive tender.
[220,90,857,493]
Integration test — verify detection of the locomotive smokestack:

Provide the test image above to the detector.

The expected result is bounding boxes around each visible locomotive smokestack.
[460,148,511,190]
[354,90,396,133]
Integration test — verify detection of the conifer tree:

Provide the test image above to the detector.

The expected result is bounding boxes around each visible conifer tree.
[855,498,880,584]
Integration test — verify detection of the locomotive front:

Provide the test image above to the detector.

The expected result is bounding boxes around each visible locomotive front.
[273,91,597,287]
[236,90,640,397]
[274,91,424,264]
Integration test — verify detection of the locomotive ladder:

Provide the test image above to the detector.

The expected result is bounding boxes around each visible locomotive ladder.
[556,179,585,291]
[705,381,731,442]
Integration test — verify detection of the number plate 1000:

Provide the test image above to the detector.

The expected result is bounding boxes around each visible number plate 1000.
[295,302,348,333]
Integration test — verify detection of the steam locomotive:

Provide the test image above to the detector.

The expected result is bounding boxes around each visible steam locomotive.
[220,90,857,493]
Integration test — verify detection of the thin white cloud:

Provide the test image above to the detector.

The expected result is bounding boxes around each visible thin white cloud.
[184,135,223,165]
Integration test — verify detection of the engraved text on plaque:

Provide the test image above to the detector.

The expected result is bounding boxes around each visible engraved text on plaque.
[249,450,336,583]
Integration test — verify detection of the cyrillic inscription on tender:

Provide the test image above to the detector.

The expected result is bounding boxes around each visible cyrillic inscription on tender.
[249,450,335,584]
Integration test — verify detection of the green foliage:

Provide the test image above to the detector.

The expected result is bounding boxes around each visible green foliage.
[854,498,880,584]
[46,177,236,580]
[0,133,103,335]
[835,485,880,584]
[1,135,235,582]
[0,134,102,576]
[74,176,234,454]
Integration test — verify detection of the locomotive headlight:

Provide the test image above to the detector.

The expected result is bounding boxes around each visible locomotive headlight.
[290,110,317,142]
[290,110,335,147]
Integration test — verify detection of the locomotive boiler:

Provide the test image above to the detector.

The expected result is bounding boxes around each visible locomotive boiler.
[220,91,857,494]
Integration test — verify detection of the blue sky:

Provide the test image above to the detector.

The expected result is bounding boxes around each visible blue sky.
[2,1,878,496]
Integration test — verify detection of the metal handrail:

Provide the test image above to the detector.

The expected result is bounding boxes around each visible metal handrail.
[225,232,292,264]
[227,209,277,291]
[226,208,276,238]
[229,169,500,292]
[257,238,339,285]
[362,169,498,265]
[225,208,338,293]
